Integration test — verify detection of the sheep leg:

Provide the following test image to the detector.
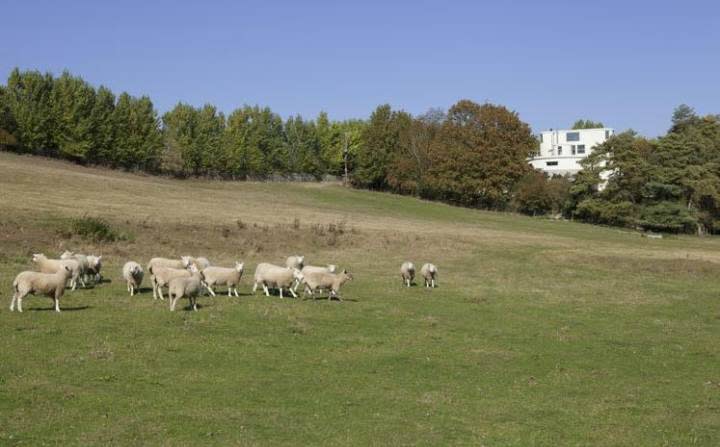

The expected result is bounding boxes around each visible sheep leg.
[233,287,239,297]
[152,278,158,299]
[227,286,231,297]
[10,292,17,311]
[206,284,216,297]
[289,287,297,299]
[432,279,436,288]
[170,295,178,311]
[262,284,270,296]
[17,295,23,313]
[157,285,165,301]
[192,297,197,311]
[279,288,284,299]
[54,297,60,313]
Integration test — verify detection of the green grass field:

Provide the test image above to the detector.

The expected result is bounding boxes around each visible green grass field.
[1,151,719,446]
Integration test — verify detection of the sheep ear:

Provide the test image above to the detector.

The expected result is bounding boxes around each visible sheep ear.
[342,269,347,274]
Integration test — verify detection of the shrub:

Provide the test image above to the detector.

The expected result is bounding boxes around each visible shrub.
[69,216,125,242]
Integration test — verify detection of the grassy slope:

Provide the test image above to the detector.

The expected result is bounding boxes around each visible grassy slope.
[0,151,719,446]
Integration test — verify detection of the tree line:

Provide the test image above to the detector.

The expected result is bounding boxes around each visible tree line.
[1,68,719,234]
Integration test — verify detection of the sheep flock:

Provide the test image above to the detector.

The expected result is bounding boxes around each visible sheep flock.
[10,252,438,312]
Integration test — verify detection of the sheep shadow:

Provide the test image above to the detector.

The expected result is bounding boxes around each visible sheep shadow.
[30,305,92,312]
[302,295,357,302]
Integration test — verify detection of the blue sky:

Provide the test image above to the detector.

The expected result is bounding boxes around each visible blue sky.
[1,0,718,136]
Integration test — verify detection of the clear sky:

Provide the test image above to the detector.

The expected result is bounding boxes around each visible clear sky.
[1,0,718,136]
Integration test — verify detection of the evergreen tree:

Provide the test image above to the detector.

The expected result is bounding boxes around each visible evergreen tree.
[0,85,18,147]
[5,69,56,154]
[51,71,96,161]
[196,104,226,176]
[112,93,163,171]
[223,106,267,178]
[162,103,198,175]
[88,86,116,164]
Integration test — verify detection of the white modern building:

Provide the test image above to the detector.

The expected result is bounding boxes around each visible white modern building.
[529,127,614,176]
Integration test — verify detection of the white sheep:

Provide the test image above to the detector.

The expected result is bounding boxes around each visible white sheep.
[298,264,338,293]
[148,257,188,271]
[169,265,204,311]
[86,255,103,283]
[147,257,190,299]
[149,266,192,300]
[202,262,244,297]
[122,261,144,296]
[420,263,438,288]
[400,261,415,287]
[32,253,82,291]
[302,269,353,300]
[60,251,90,287]
[11,266,73,312]
[182,256,211,270]
[285,255,305,270]
[253,263,304,299]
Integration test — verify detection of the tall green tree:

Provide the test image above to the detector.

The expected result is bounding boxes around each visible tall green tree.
[196,104,226,176]
[353,104,412,189]
[51,71,96,161]
[223,106,267,178]
[285,115,324,177]
[88,86,116,164]
[162,103,198,175]
[5,68,56,154]
[112,93,163,171]
[0,85,18,147]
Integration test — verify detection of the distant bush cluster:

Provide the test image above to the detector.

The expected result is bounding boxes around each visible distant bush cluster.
[2,68,719,233]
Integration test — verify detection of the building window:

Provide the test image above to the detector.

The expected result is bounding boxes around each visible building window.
[605,130,610,139]
[571,145,576,155]
[546,161,558,166]
[577,144,586,154]
[566,132,580,141]
[557,146,563,155]
[539,134,543,143]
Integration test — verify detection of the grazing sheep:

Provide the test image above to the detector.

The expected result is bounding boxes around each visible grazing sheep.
[298,264,338,293]
[420,263,438,288]
[86,255,103,283]
[60,251,90,287]
[11,266,73,312]
[400,261,415,287]
[32,253,82,291]
[285,255,305,270]
[168,265,204,311]
[148,257,188,272]
[253,263,304,299]
[149,266,192,300]
[182,256,211,270]
[202,262,244,297]
[122,261,144,296]
[302,269,353,300]
[147,257,190,298]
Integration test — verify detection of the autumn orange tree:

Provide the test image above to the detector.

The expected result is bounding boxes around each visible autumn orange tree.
[423,100,537,209]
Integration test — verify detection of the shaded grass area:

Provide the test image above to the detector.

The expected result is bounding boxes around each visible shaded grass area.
[1,152,720,445]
